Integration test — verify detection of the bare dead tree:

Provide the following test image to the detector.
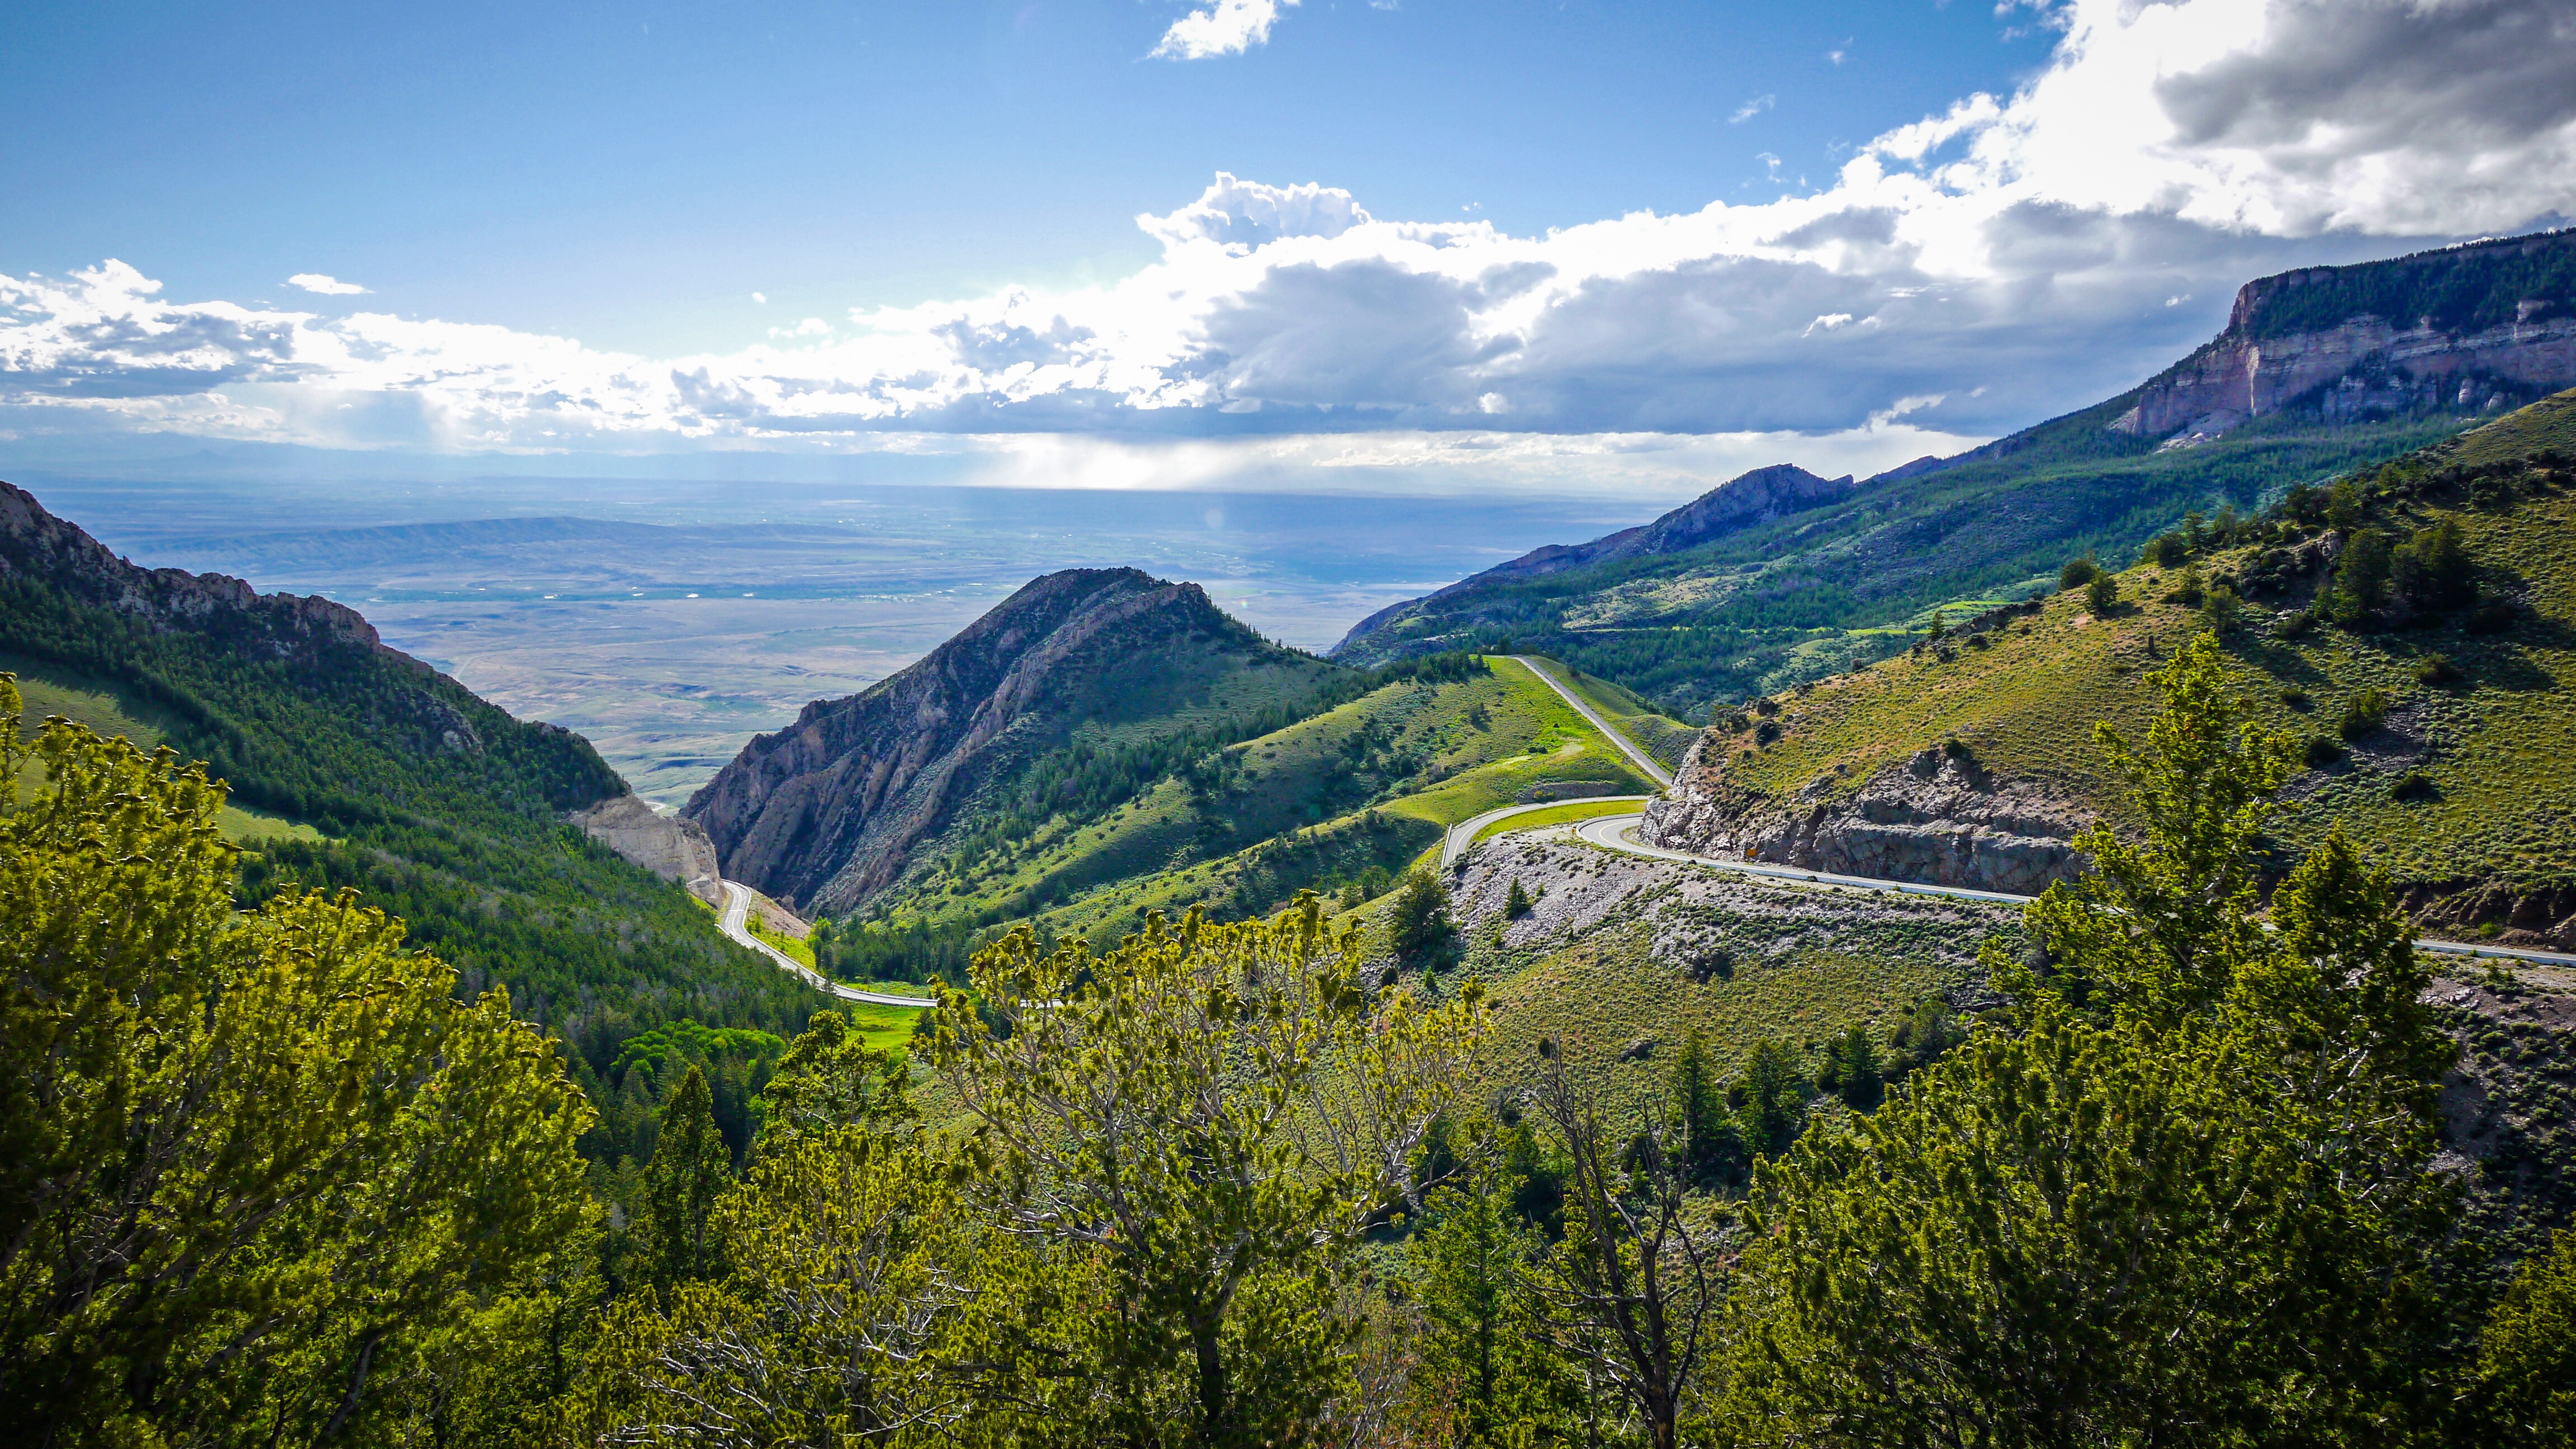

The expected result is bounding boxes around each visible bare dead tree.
[1523,1046,1730,1449]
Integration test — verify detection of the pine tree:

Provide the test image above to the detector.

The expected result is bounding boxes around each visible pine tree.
[1405,1172,1573,1445]
[1736,1039,1807,1157]
[1504,878,1534,918]
[640,1066,731,1296]
[1832,1024,1882,1111]
[1670,1030,1744,1188]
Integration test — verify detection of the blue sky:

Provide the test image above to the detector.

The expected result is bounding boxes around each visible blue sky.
[5,0,2573,496]
[5,2,2059,354]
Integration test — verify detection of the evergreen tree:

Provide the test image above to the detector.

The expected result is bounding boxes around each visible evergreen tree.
[1735,1039,1807,1157]
[1718,635,2461,1446]
[1503,878,1534,918]
[2477,1228,2576,1446]
[1830,1024,1882,1111]
[931,898,1486,1446]
[0,681,594,1445]
[1670,1030,1745,1189]
[1388,868,1460,966]
[1403,1171,1575,1445]
[639,1066,732,1296]
[2086,570,2119,615]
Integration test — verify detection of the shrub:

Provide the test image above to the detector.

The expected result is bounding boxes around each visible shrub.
[2414,653,2461,685]
[2061,555,2101,590]
[2279,687,2312,711]
[2391,770,2437,802]
[2338,689,2390,739]
[2147,532,2192,567]
[1386,869,1461,967]
[2305,734,2345,766]
[2086,572,2119,615]
[2165,567,2207,607]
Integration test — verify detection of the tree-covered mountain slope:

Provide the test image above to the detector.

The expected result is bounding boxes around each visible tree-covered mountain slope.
[1644,387,2576,953]
[0,481,820,1095]
[1334,229,2576,720]
[689,563,1677,963]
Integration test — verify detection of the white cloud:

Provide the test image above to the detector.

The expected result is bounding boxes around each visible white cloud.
[1730,94,1776,124]
[286,273,368,295]
[6,0,2573,459]
[1151,0,1297,60]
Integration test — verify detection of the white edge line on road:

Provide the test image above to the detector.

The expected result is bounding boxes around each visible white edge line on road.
[1478,813,2576,971]
[714,879,937,1007]
[1442,795,1654,870]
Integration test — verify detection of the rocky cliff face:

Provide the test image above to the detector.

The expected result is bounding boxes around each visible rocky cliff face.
[686,567,1265,916]
[570,794,724,904]
[1642,737,2090,897]
[2113,230,2576,444]
[1,480,416,673]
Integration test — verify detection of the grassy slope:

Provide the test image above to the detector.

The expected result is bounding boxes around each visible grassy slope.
[0,560,823,1107]
[1441,835,2017,1124]
[925,656,1660,944]
[1710,390,2576,913]
[6,652,322,845]
[1516,655,1698,770]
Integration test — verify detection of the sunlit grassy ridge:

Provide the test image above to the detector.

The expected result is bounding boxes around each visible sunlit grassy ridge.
[1513,655,1698,770]
[870,655,1659,944]
[1703,390,2576,910]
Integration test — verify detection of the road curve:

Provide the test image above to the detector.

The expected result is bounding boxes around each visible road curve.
[1545,813,2576,969]
[716,880,939,1007]
[1505,656,1674,789]
[1442,795,1653,870]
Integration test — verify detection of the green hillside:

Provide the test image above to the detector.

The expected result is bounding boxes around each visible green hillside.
[1696,389,2576,946]
[0,487,826,1148]
[1338,405,2471,719]
[842,654,1660,952]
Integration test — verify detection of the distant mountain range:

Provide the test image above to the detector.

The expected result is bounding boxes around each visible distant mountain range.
[1332,228,2576,721]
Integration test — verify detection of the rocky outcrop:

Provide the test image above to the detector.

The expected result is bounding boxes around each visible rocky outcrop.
[571,794,724,906]
[0,480,423,674]
[2112,230,2576,444]
[1642,738,2090,897]
[685,567,1278,917]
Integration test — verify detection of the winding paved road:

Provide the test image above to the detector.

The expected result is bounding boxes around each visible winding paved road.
[1470,811,2576,970]
[716,880,939,1007]
[1505,656,1674,788]
[1442,795,1652,870]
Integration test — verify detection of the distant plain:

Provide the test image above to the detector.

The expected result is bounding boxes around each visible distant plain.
[20,469,1640,802]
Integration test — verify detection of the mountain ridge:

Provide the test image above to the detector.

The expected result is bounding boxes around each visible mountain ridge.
[1329,228,2576,718]
[686,566,1337,916]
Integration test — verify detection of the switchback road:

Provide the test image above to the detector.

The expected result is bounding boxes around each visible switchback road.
[1523,812,2576,969]
[716,880,939,1007]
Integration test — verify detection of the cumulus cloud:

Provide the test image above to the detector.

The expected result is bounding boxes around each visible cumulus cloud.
[286,273,369,295]
[1152,0,1296,60]
[6,0,2572,456]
